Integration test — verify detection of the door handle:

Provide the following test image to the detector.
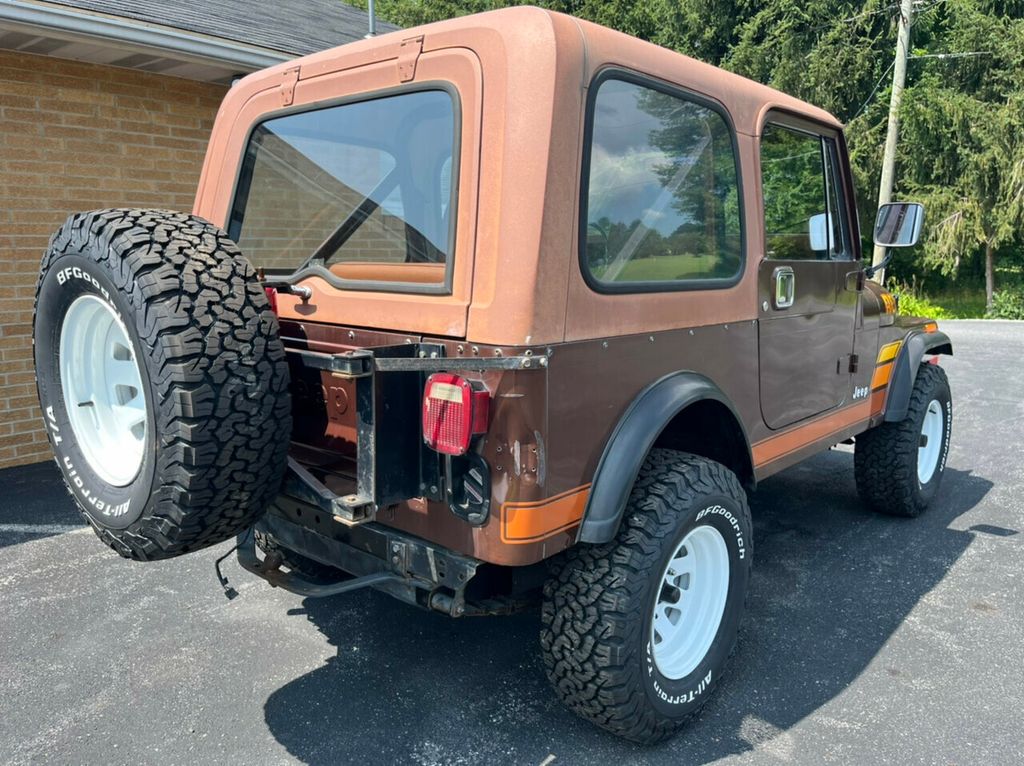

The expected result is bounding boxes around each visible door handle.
[845,269,865,292]
[772,266,795,309]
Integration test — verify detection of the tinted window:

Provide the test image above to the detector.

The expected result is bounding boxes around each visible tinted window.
[761,123,851,260]
[582,77,742,287]
[229,90,455,287]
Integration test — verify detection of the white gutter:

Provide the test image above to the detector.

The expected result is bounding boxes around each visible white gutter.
[0,0,290,72]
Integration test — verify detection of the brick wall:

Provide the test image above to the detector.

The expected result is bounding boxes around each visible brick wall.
[0,50,227,468]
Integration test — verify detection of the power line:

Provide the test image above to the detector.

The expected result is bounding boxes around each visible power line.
[840,2,903,25]
[847,51,991,124]
[848,61,896,124]
[912,0,955,23]
[809,2,901,34]
[910,51,992,59]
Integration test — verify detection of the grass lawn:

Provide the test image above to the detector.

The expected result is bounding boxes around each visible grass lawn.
[593,255,1013,319]
[928,288,988,318]
[896,263,1024,318]
[594,254,724,282]
[883,283,988,319]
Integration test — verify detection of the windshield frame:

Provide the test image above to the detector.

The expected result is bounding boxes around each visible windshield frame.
[226,81,462,296]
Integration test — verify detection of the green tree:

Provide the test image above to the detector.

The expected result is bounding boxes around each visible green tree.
[352,0,751,62]
[352,0,497,27]
[351,0,1024,311]
[896,3,1024,309]
[702,0,1024,309]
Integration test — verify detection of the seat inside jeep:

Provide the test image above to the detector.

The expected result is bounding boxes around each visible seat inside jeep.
[328,262,444,284]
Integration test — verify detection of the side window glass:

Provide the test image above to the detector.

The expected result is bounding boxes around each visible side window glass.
[761,124,851,260]
[582,77,743,287]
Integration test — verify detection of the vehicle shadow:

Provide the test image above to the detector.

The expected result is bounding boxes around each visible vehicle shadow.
[0,461,86,550]
[263,451,993,765]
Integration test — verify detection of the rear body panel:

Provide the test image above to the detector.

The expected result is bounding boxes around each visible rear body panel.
[271,309,931,566]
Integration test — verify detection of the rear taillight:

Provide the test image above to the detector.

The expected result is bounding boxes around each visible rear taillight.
[422,373,490,456]
[264,286,278,313]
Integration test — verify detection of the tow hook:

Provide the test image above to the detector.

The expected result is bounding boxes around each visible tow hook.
[262,280,312,301]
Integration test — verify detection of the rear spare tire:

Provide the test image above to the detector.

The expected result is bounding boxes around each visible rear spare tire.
[33,209,291,560]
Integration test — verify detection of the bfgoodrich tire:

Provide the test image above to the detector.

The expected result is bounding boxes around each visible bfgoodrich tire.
[855,363,952,517]
[541,450,752,744]
[33,209,291,560]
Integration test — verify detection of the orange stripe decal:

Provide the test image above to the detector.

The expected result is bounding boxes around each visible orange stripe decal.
[500,484,590,544]
[752,400,873,467]
[870,388,887,416]
[753,339,906,469]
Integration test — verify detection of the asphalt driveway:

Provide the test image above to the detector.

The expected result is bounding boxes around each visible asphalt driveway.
[1,320,1022,765]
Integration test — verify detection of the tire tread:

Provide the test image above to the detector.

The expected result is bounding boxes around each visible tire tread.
[540,449,751,744]
[854,363,950,517]
[36,208,291,560]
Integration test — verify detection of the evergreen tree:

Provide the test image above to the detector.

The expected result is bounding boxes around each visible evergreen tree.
[352,0,1024,309]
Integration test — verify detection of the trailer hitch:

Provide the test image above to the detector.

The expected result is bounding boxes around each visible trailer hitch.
[215,527,405,600]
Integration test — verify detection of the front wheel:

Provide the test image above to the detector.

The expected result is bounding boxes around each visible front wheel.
[855,363,952,517]
[540,450,752,744]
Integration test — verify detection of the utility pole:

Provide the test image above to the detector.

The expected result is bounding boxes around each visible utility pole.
[366,0,377,38]
[871,0,914,282]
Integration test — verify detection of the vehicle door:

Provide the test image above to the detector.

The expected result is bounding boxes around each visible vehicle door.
[757,115,859,429]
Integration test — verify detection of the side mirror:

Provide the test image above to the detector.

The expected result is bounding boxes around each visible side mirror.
[873,202,924,248]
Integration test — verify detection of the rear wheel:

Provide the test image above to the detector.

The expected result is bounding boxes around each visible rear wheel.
[855,363,952,517]
[34,208,291,560]
[540,450,752,744]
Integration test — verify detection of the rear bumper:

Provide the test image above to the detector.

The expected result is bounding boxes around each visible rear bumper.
[244,494,483,616]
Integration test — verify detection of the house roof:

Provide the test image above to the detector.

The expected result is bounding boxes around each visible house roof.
[42,0,398,56]
[0,0,400,83]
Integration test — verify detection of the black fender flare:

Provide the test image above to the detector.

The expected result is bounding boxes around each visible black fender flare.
[883,329,953,422]
[577,371,753,544]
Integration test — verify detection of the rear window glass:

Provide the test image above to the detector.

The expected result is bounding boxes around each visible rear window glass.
[228,89,456,289]
[581,76,743,289]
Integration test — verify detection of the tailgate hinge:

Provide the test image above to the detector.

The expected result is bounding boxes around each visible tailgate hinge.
[397,36,424,82]
[848,353,860,373]
[279,66,300,106]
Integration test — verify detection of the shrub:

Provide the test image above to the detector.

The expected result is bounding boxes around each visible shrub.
[986,289,1024,320]
[889,280,951,319]
[897,292,951,319]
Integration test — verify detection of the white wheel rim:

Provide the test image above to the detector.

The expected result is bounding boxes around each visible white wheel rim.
[918,399,944,485]
[59,295,148,486]
[651,524,730,680]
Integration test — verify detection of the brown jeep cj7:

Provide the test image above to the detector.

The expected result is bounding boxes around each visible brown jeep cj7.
[33,8,953,744]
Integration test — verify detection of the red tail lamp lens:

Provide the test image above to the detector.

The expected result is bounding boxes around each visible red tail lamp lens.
[422,373,490,455]
[264,287,278,314]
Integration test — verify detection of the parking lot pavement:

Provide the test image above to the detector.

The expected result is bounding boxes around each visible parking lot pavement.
[1,319,1022,766]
